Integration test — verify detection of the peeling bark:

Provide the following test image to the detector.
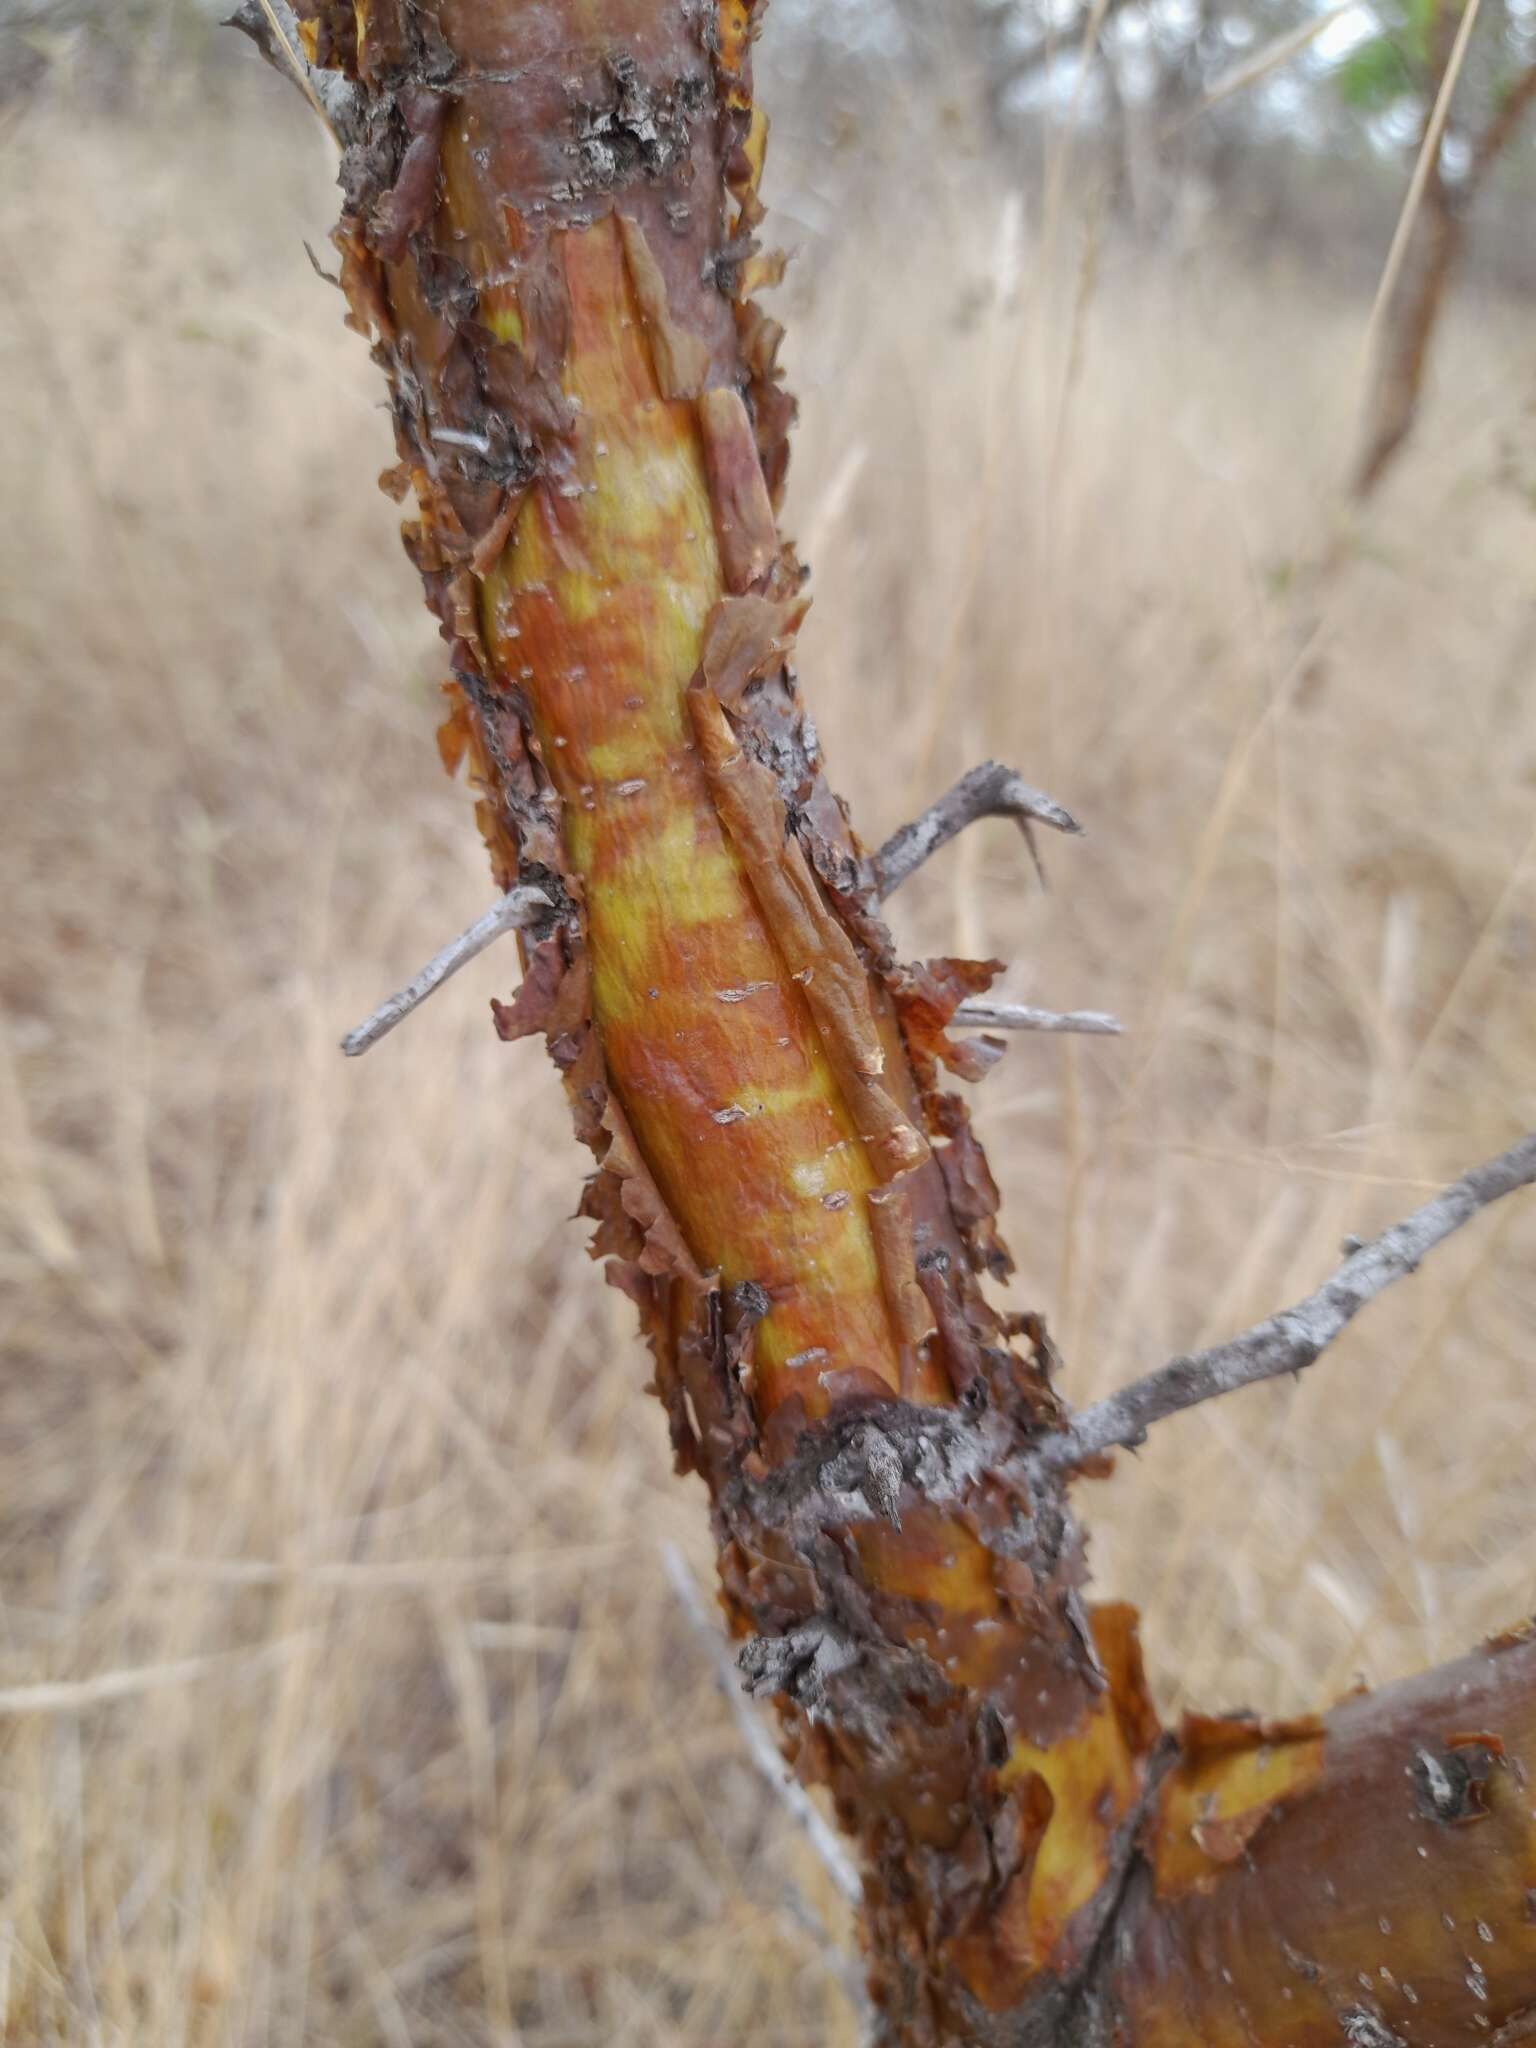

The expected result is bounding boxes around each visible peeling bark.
[272,7,1146,2030]
[243,5,1536,2042]
[1104,1632,1536,2047]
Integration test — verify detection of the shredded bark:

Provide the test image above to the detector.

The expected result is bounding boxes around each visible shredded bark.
[244,8,1536,2044]
[688,681,927,1181]
[616,211,711,398]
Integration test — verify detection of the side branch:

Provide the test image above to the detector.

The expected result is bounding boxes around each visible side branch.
[1044,1130,1536,1467]
[872,761,1082,899]
[225,0,361,140]
[1107,1631,1536,2045]
[955,1000,1122,1036]
[341,887,552,1056]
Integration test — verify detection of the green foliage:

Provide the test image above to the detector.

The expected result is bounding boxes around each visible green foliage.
[1336,33,1421,109]
[1334,0,1456,109]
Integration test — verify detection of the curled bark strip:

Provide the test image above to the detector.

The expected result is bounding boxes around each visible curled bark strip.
[595,1093,710,1286]
[616,212,711,399]
[697,385,781,593]
[489,932,566,1043]
[867,1180,938,1394]
[370,87,448,261]
[892,956,1006,1088]
[936,1119,1004,1241]
[1149,1709,1326,1894]
[699,590,809,708]
[469,486,528,576]
[689,682,927,1180]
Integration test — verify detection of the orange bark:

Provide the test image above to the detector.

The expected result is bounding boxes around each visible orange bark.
[482,215,920,1417]
[1110,1631,1536,2046]
[246,3,1536,2041]
[290,1,1154,2027]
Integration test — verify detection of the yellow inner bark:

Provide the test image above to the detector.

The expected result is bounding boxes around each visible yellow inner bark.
[478,218,904,1417]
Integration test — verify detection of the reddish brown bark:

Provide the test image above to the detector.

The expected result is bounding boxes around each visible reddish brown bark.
[1107,1629,1536,2046]
[1354,51,1536,499]
[1354,176,1461,499]
[239,4,1536,2041]
[265,6,1153,2032]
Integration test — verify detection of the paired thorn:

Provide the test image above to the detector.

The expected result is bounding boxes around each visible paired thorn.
[340,759,1091,1057]
[338,896,1116,1056]
[957,1000,1122,1037]
[340,886,552,1057]
[872,761,1083,901]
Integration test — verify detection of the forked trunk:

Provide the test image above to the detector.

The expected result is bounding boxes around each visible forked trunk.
[243,4,1536,2040]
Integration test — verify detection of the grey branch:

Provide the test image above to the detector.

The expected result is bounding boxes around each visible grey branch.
[1041,1130,1536,1469]
[872,761,1083,899]
[660,1543,863,1911]
[341,887,551,1057]
[956,1000,1122,1037]
[225,0,363,142]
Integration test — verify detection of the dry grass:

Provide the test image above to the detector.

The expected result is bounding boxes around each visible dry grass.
[2,42,1534,2047]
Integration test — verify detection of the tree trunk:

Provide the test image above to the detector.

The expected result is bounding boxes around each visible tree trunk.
[1103,1630,1536,2045]
[1353,58,1536,500]
[1353,170,1462,500]
[241,4,1536,2040]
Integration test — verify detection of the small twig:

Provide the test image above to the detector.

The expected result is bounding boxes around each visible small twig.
[341,887,551,1057]
[872,761,1082,900]
[0,1633,317,1718]
[956,1000,1122,1037]
[225,0,362,143]
[1041,1130,1536,1469]
[777,1883,878,2037]
[1162,0,1361,137]
[659,1543,863,1910]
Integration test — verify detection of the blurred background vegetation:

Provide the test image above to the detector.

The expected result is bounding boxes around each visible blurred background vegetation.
[8,0,1534,270]
[2,3,1533,2044]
